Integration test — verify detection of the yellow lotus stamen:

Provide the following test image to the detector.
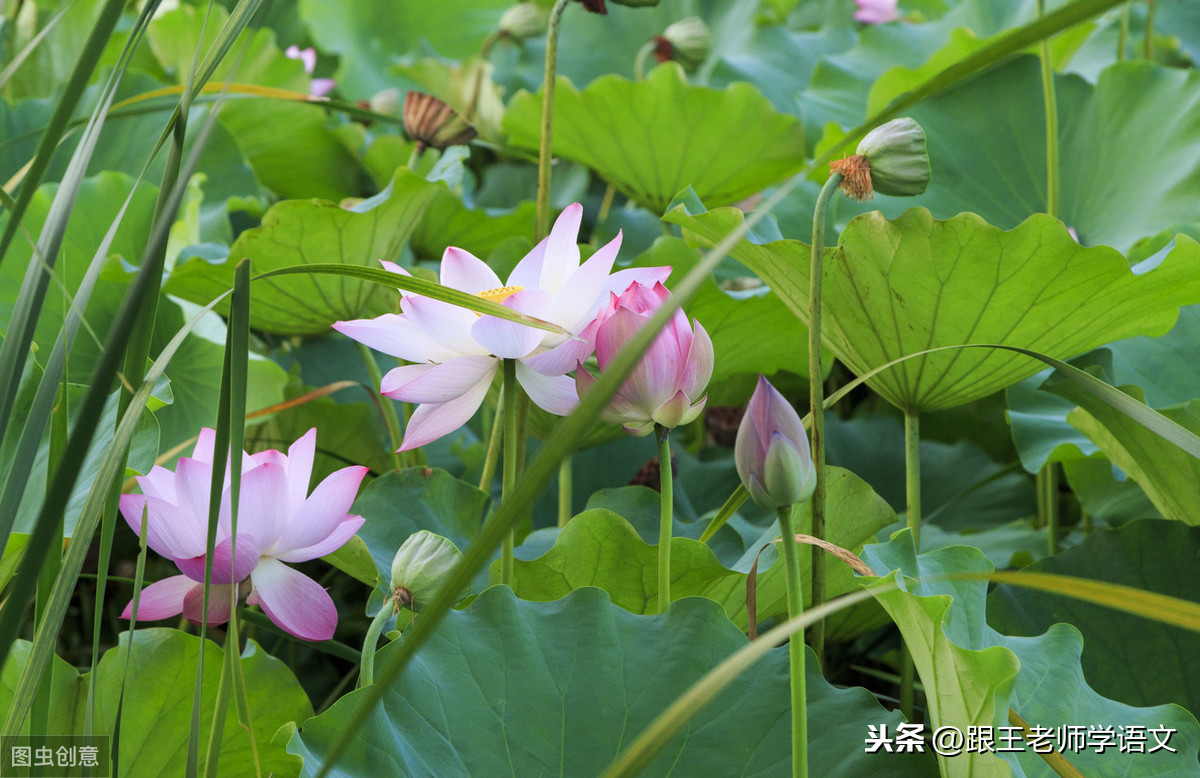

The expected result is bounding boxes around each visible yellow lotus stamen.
[476,285,523,304]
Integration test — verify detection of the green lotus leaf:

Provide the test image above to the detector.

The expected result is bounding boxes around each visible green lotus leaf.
[497,466,894,639]
[0,630,311,777]
[666,204,1200,412]
[164,168,441,335]
[862,531,1200,777]
[503,64,806,214]
[287,586,934,776]
[989,519,1200,721]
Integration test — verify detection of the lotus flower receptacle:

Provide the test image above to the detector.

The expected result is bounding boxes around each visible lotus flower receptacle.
[830,117,930,201]
[390,530,468,611]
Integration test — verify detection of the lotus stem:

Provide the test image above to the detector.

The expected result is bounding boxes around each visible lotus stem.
[776,505,808,778]
[501,358,519,586]
[657,424,673,613]
[807,171,841,664]
[357,343,405,470]
[1037,0,1059,219]
[900,409,921,722]
[558,453,573,527]
[536,0,571,240]
[359,597,394,688]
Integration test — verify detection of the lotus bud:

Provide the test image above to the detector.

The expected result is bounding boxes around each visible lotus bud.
[575,281,713,437]
[735,375,816,510]
[368,87,401,116]
[576,0,607,14]
[652,17,710,72]
[402,91,477,153]
[499,2,549,38]
[829,117,930,201]
[389,531,468,611]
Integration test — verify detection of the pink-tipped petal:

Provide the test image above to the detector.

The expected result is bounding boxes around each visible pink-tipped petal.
[403,296,488,356]
[552,231,622,331]
[602,266,673,300]
[333,314,458,363]
[285,45,317,74]
[121,575,197,621]
[223,462,289,546]
[310,78,336,97]
[137,465,178,502]
[516,363,578,415]
[119,494,148,537]
[274,466,368,555]
[173,457,213,522]
[520,332,593,376]
[276,515,365,563]
[471,290,549,359]
[399,372,494,451]
[192,428,217,465]
[176,534,261,584]
[285,428,318,513]
[441,247,503,294]
[182,582,237,626]
[251,558,337,641]
[507,236,547,291]
[539,203,584,291]
[379,259,411,279]
[142,495,207,561]
[381,356,497,403]
[680,318,714,398]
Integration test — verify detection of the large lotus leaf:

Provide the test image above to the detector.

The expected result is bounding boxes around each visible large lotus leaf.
[0,630,311,777]
[286,586,933,776]
[164,167,440,334]
[1008,302,1200,473]
[862,532,1200,777]
[499,466,894,637]
[0,172,159,382]
[298,0,509,98]
[1,0,106,100]
[1050,381,1200,525]
[502,64,806,215]
[148,4,361,200]
[813,58,1200,254]
[665,204,1200,412]
[409,192,537,264]
[350,468,490,591]
[989,519,1200,718]
[1060,456,1161,525]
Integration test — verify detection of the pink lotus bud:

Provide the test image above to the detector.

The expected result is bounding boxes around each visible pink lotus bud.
[735,375,816,509]
[854,0,899,24]
[575,281,713,436]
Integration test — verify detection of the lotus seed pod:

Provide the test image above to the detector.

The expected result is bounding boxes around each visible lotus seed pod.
[855,117,930,197]
[402,91,477,152]
[389,531,468,611]
[499,3,549,38]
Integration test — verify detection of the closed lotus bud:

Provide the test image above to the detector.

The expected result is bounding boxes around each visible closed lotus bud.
[369,87,401,116]
[402,91,477,152]
[829,117,930,201]
[390,531,468,611]
[500,2,549,38]
[734,375,816,510]
[653,17,710,72]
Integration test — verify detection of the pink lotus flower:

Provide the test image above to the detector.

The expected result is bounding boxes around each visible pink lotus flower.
[334,203,669,450]
[285,45,336,98]
[735,375,816,510]
[119,428,367,641]
[575,281,713,436]
[854,0,899,24]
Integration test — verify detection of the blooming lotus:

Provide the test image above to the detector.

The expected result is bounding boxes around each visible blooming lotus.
[575,280,713,436]
[735,375,816,510]
[285,45,336,98]
[854,0,898,24]
[333,203,669,450]
[120,428,366,641]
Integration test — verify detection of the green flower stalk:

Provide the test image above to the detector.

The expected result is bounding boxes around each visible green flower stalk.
[813,117,929,664]
[735,375,815,778]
